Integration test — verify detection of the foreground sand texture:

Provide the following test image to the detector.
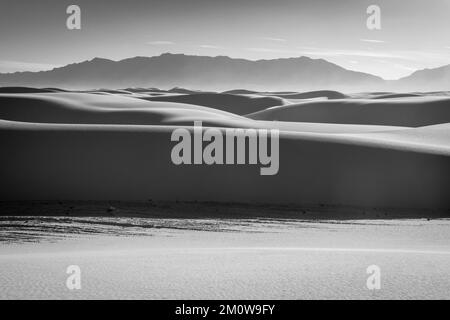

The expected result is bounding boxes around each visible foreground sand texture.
[1,214,450,299]
[0,88,449,211]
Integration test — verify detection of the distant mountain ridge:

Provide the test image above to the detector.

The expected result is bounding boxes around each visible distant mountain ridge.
[395,64,450,91]
[0,53,448,91]
[0,53,384,91]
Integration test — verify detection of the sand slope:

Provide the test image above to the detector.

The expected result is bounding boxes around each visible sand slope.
[0,90,449,211]
[248,96,450,127]
[267,90,349,100]
[0,92,408,134]
[142,93,285,115]
[0,120,449,209]
[0,92,257,128]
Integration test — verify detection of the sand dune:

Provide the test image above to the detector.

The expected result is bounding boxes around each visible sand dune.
[85,89,133,95]
[0,92,409,133]
[339,123,450,150]
[268,90,349,100]
[222,89,259,95]
[166,87,203,94]
[0,120,449,209]
[142,92,285,115]
[0,92,257,128]
[0,87,62,94]
[371,93,423,99]
[0,89,449,212]
[248,96,450,127]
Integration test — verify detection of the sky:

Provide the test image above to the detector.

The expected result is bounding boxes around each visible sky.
[0,0,449,79]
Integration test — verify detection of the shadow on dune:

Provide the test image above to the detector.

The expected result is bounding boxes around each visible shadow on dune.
[222,89,259,95]
[167,87,203,94]
[0,89,449,215]
[84,89,133,95]
[142,93,285,115]
[248,96,450,127]
[1,201,448,220]
[371,93,423,99]
[0,93,257,127]
[270,90,349,100]
[0,123,449,211]
[0,87,65,94]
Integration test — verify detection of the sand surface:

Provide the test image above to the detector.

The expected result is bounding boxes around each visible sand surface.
[1,215,450,299]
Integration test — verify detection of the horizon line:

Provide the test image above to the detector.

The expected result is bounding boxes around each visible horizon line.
[0,52,447,81]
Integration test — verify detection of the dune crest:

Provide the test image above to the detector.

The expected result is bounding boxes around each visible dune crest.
[248,96,450,127]
[0,89,449,211]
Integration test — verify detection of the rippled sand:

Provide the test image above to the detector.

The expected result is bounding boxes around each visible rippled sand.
[1,216,449,299]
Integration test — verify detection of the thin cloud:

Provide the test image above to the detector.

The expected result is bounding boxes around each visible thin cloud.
[297,46,321,50]
[0,60,60,73]
[360,39,385,43]
[298,48,404,59]
[392,63,416,71]
[246,47,297,53]
[297,48,450,63]
[199,45,222,49]
[244,46,449,68]
[258,37,287,42]
[147,41,175,45]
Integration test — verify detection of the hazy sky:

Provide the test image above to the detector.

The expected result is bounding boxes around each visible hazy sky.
[1,0,449,79]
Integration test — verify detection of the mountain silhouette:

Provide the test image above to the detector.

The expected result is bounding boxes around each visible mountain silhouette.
[395,64,450,91]
[0,53,385,91]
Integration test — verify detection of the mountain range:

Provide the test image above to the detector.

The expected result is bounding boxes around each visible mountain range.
[0,53,448,92]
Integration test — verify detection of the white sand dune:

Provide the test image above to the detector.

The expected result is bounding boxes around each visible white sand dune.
[265,90,349,100]
[0,90,449,211]
[0,87,65,94]
[257,121,407,134]
[0,123,448,208]
[142,92,285,115]
[0,92,256,128]
[338,123,450,151]
[0,92,407,133]
[248,96,450,127]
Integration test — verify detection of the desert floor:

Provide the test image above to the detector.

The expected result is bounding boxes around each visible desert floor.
[1,203,450,299]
